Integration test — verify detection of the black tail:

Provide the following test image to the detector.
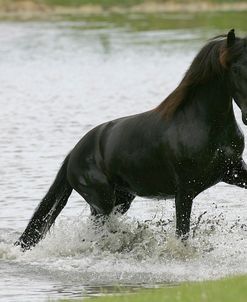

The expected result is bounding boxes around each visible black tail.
[15,154,72,251]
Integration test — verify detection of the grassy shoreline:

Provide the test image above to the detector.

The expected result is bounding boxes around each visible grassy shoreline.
[1,0,247,17]
[59,275,247,302]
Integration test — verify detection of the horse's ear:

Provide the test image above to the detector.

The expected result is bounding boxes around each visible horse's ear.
[227,29,235,47]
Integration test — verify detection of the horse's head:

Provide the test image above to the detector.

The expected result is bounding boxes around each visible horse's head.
[226,29,247,124]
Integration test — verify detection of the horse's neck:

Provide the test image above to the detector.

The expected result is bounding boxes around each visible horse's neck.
[187,77,233,125]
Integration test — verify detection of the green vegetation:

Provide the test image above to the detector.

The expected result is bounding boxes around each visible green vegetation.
[59,275,247,302]
[0,0,247,25]
[34,0,247,7]
[68,11,247,31]
[42,0,144,7]
[1,1,247,32]
[1,0,247,10]
[0,1,247,28]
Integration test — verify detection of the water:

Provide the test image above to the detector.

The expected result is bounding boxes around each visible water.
[0,19,247,302]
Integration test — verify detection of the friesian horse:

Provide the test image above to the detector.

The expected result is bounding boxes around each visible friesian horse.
[16,29,247,251]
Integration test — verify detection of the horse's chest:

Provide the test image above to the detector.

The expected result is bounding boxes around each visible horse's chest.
[171,142,238,190]
[185,138,244,190]
[215,128,245,166]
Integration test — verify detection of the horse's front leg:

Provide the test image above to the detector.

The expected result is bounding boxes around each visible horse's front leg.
[175,189,193,240]
[223,159,247,188]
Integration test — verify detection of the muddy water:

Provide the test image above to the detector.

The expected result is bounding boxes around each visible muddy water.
[0,20,247,301]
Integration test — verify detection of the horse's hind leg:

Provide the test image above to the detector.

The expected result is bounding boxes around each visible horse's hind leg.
[114,189,135,214]
[70,170,116,217]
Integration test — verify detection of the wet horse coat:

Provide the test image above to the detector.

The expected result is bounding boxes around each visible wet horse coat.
[16,29,247,250]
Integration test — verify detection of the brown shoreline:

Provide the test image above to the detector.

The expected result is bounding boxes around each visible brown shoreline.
[0,1,247,17]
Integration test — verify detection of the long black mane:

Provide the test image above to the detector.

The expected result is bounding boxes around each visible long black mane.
[156,34,245,117]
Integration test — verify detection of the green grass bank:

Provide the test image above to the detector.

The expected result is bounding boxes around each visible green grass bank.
[59,275,247,302]
[25,0,247,8]
[1,0,247,15]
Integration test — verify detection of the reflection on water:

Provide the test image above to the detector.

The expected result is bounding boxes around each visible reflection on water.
[0,17,247,302]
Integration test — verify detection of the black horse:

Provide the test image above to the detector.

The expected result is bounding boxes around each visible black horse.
[16,29,247,251]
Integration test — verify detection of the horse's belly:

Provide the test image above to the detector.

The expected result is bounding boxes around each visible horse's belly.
[115,169,176,198]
